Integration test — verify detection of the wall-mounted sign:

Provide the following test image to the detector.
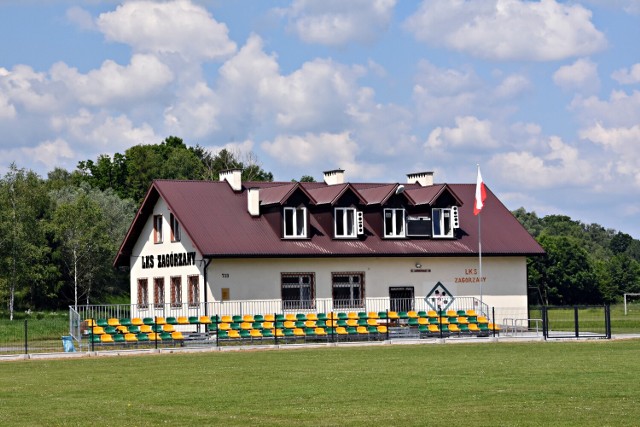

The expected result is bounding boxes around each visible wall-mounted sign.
[141,251,197,269]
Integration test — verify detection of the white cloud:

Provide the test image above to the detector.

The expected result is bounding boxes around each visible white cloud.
[404,0,607,61]
[570,89,640,127]
[22,138,74,170]
[611,63,640,85]
[580,123,640,187]
[164,81,220,139]
[0,65,58,113]
[50,54,174,107]
[426,116,498,150]
[96,0,236,61]
[494,74,532,99]
[280,0,396,46]
[582,0,640,15]
[66,6,96,31]
[489,136,596,188]
[553,58,600,93]
[0,91,16,120]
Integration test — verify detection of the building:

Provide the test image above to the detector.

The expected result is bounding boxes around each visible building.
[114,169,544,320]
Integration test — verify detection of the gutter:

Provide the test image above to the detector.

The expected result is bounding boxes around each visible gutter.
[203,257,212,316]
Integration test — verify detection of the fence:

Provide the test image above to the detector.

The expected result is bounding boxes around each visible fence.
[0,316,72,356]
[538,305,611,339]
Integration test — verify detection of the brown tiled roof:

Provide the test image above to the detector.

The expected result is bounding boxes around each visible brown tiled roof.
[114,179,544,267]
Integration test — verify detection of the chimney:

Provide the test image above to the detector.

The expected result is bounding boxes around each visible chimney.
[219,168,242,191]
[323,169,345,185]
[407,171,434,187]
[247,188,260,217]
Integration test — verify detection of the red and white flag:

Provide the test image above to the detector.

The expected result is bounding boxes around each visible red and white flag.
[474,167,486,215]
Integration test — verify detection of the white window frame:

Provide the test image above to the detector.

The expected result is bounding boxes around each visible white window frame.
[153,215,163,243]
[383,208,406,238]
[334,207,357,238]
[283,207,307,238]
[170,213,181,242]
[432,208,454,238]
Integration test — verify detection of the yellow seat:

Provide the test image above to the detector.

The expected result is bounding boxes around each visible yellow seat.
[336,327,348,335]
[177,316,190,325]
[250,329,262,338]
[478,316,489,324]
[428,324,439,333]
[418,318,429,325]
[357,326,368,335]
[140,325,153,333]
[199,316,212,324]
[124,333,138,343]
[347,312,358,319]
[263,314,275,322]
[346,319,358,327]
[367,312,379,319]
[218,323,231,331]
[325,320,337,328]
[285,314,296,321]
[274,329,284,337]
[304,320,316,328]
[155,317,166,325]
[489,323,501,331]
[377,325,388,334]
[92,326,105,335]
[220,315,233,323]
[439,317,449,325]
[326,313,337,322]
[131,318,144,326]
[427,310,438,318]
[458,316,469,325]
[100,334,114,343]
[228,330,241,339]
[388,311,399,319]
[407,311,418,319]
[171,331,185,340]
[148,332,162,341]
[468,323,480,333]
[293,328,305,337]
[367,319,378,326]
[163,324,176,333]
[466,310,478,317]
[240,322,252,330]
[116,325,129,334]
[284,321,296,329]
[85,319,96,327]
[262,321,274,329]
[242,314,254,323]
[446,310,457,318]
[306,313,318,321]
[107,318,120,327]
[449,324,461,334]
[315,327,327,336]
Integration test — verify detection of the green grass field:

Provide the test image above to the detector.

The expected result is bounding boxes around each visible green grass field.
[1,340,640,426]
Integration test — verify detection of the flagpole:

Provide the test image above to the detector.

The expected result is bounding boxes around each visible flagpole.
[477,164,483,309]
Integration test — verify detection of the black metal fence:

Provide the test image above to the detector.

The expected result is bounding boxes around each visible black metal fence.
[540,305,611,339]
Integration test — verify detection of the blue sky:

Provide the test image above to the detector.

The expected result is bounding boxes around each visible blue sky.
[1,0,640,238]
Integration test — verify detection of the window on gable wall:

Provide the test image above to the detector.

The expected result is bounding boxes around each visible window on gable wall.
[283,207,307,238]
[432,208,454,238]
[153,215,163,243]
[384,208,406,238]
[170,213,180,242]
[334,207,357,238]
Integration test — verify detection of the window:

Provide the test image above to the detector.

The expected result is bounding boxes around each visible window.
[170,213,181,242]
[188,275,199,307]
[154,277,165,305]
[334,207,357,238]
[332,273,364,308]
[138,278,148,309]
[432,208,454,238]
[283,207,307,238]
[170,276,182,307]
[153,215,163,243]
[384,209,406,238]
[281,273,314,310]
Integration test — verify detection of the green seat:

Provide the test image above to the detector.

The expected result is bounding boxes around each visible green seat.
[337,319,348,327]
[438,310,447,317]
[377,311,388,319]
[457,310,467,316]
[143,317,155,325]
[357,319,367,326]
[408,318,419,327]
[89,335,102,343]
[448,317,458,324]
[239,330,251,339]
[304,327,315,337]
[459,324,470,333]
[231,323,241,330]
[429,317,439,324]
[166,317,178,325]
[295,321,305,328]
[119,318,132,327]
[152,325,164,333]
[358,312,368,319]
[275,321,284,329]
[367,326,378,334]
[128,325,141,334]
[326,327,336,335]
[252,322,263,330]
[275,314,285,322]
[188,316,199,324]
[96,318,109,328]
[399,311,409,319]
[296,313,307,321]
[253,314,264,322]
[136,333,150,342]
[113,334,125,343]
[217,331,229,339]
[417,311,427,318]
[104,326,117,334]
[317,313,328,321]
[262,329,274,338]
[232,315,243,323]
[347,326,357,335]
[337,312,348,320]
[210,315,220,324]
[208,323,218,332]
[468,316,478,323]
[283,329,294,337]
[316,320,327,328]
[160,332,173,341]
[418,325,430,334]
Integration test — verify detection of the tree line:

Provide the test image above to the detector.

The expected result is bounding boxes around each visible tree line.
[1,136,638,317]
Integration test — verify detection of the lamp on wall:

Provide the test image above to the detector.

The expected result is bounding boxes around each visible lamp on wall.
[415,262,422,269]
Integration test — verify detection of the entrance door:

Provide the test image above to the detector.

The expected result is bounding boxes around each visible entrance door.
[389,287,414,312]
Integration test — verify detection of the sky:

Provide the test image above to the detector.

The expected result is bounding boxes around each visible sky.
[1,0,639,238]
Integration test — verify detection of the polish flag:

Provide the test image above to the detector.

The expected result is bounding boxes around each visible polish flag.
[474,167,486,215]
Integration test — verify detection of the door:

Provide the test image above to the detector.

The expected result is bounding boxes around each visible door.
[389,286,414,312]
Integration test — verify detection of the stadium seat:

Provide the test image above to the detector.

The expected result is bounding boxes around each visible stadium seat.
[427,310,438,318]
[408,311,418,319]
[457,317,469,325]
[136,333,150,342]
[128,325,141,334]
[253,314,265,322]
[91,326,105,336]
[418,318,429,325]
[166,317,178,325]
[306,313,318,321]
[293,328,305,337]
[337,319,348,327]
[208,323,218,333]
[446,310,457,318]
[296,313,307,321]
[217,330,229,339]
[163,324,176,333]
[367,326,378,334]
[210,315,220,324]
[160,332,173,341]
[325,320,337,328]
[171,331,185,341]
[119,318,132,327]
[263,314,275,322]
[176,316,189,325]
[283,329,294,338]
[338,312,348,320]
[262,329,274,338]
[274,329,285,337]
[131,318,144,326]
[96,318,109,328]
[489,323,501,333]
[418,325,430,335]
[104,326,118,335]
[367,312,379,319]
[220,315,233,323]
[367,319,378,327]
[243,314,254,323]
[315,327,327,336]
[466,310,478,317]
[252,322,263,330]
[377,325,388,334]
[140,325,153,334]
[228,330,241,339]
[316,320,327,328]
[284,321,296,329]
[304,327,315,337]
[250,329,262,339]
[347,327,358,335]
[358,312,368,319]
[88,335,101,344]
[240,322,252,331]
[262,321,274,329]
[325,327,336,335]
[387,311,399,320]
[304,320,316,328]
[398,311,409,320]
[116,325,129,334]
[346,319,358,327]
[152,325,164,333]
[459,324,470,334]
[218,323,231,331]
[347,312,358,320]
[155,317,167,325]
[417,311,427,318]
[457,310,467,317]
[317,313,328,321]
[239,330,251,339]
[377,311,388,319]
[124,333,138,343]
[285,314,297,321]
[275,314,286,322]
[230,322,241,330]
[468,323,480,334]
[356,326,369,335]
[199,316,212,324]
[143,317,154,325]
[100,334,114,344]
[188,316,199,324]
[478,316,489,324]
[335,327,348,336]
[84,319,96,327]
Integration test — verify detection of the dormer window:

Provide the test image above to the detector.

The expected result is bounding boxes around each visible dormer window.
[283,207,307,238]
[432,207,458,238]
[334,207,357,238]
[384,208,406,238]
[170,213,181,242]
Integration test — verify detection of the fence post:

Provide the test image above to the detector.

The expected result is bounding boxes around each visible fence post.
[274,313,278,346]
[574,306,579,338]
[492,306,496,338]
[605,305,612,339]
[24,319,28,355]
[542,306,548,340]
[155,316,158,350]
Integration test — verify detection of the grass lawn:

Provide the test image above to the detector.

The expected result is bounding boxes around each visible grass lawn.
[1,340,640,426]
